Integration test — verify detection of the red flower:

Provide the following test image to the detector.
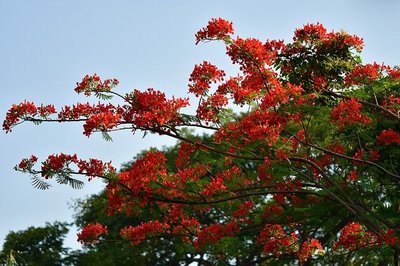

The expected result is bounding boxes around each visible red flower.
[335,222,377,250]
[226,37,276,73]
[195,18,234,44]
[347,170,358,181]
[77,223,108,245]
[256,224,298,256]
[331,98,371,127]
[2,101,54,132]
[83,112,121,136]
[75,74,119,96]
[41,153,78,178]
[294,23,327,42]
[296,239,323,263]
[120,221,170,246]
[189,61,225,96]
[17,155,38,170]
[125,88,189,127]
[77,158,115,180]
[345,63,382,85]
[377,129,400,145]
[233,201,255,219]
[194,221,239,249]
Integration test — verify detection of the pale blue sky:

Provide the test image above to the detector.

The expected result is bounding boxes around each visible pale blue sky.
[1,0,399,249]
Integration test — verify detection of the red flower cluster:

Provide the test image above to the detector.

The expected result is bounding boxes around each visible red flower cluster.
[347,169,358,181]
[257,224,323,262]
[83,112,121,136]
[17,153,115,181]
[331,98,371,127]
[294,23,363,52]
[345,63,382,85]
[193,221,239,249]
[120,221,170,246]
[260,81,304,108]
[41,153,78,177]
[294,23,327,42]
[77,222,108,244]
[117,151,167,199]
[216,76,245,103]
[195,18,234,44]
[77,158,115,180]
[75,74,119,96]
[125,88,189,127]
[335,222,377,250]
[296,239,323,263]
[382,95,400,112]
[107,151,169,214]
[196,93,229,122]
[377,129,400,145]
[175,165,206,186]
[215,110,287,147]
[384,228,400,246]
[175,142,196,168]
[189,61,225,96]
[17,155,38,170]
[172,217,201,243]
[58,102,121,120]
[226,37,275,73]
[233,201,255,219]
[3,101,56,132]
[200,176,227,197]
[256,224,298,256]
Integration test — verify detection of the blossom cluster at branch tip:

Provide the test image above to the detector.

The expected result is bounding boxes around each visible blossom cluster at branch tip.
[77,223,108,245]
[17,155,38,170]
[195,18,234,44]
[17,153,115,181]
[188,61,225,96]
[226,37,276,73]
[3,101,56,132]
[125,88,189,127]
[75,74,119,96]
[294,23,364,52]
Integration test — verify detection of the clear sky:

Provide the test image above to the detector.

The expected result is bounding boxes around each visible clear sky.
[1,0,400,250]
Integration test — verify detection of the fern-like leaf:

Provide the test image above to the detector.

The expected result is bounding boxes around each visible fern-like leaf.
[56,175,84,189]
[95,92,113,100]
[101,131,113,142]
[31,176,51,190]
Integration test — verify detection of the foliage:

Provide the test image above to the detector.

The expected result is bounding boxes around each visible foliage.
[0,222,69,266]
[4,18,400,264]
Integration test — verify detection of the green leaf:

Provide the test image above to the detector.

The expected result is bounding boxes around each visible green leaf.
[101,131,113,142]
[55,175,84,189]
[31,176,51,190]
[94,92,113,100]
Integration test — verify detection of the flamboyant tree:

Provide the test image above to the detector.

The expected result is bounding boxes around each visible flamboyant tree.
[4,18,400,264]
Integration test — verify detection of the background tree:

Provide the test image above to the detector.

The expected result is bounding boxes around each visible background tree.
[4,18,400,264]
[0,222,69,266]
